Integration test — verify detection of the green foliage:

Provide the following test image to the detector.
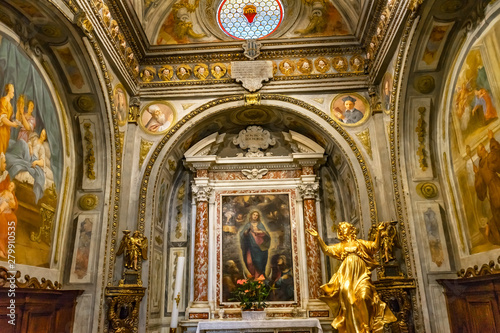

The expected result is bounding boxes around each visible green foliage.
[230,276,272,310]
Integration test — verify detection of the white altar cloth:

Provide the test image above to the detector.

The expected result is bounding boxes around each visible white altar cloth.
[195,318,323,333]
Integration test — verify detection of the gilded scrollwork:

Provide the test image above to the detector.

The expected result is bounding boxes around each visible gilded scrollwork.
[139,139,154,168]
[415,106,428,171]
[457,257,500,278]
[83,122,96,180]
[356,129,373,159]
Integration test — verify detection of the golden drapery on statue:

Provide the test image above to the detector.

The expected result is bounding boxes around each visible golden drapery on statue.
[307,222,397,333]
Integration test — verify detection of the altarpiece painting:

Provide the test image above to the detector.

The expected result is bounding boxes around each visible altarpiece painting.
[217,192,298,305]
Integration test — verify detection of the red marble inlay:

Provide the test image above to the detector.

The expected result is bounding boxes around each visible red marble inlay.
[197,169,208,178]
[189,312,210,319]
[303,198,321,299]
[309,310,330,317]
[301,166,314,175]
[194,201,209,301]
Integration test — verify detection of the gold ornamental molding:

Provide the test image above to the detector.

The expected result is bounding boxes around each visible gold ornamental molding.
[0,266,62,290]
[79,194,99,210]
[83,122,97,180]
[458,257,500,278]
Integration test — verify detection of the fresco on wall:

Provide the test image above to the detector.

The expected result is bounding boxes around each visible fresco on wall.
[293,1,349,37]
[113,84,128,126]
[139,102,176,134]
[52,45,90,94]
[450,22,500,254]
[417,21,454,71]
[331,93,369,126]
[220,194,295,303]
[0,35,63,267]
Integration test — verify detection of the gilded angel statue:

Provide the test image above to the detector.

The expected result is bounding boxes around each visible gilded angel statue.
[307,222,397,332]
[117,230,148,271]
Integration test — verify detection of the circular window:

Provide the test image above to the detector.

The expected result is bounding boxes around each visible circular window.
[217,0,283,40]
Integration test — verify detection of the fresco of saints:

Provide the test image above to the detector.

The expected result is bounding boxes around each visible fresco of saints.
[333,95,364,124]
[239,210,271,279]
[16,99,36,141]
[0,84,19,154]
[473,130,500,245]
[143,104,174,133]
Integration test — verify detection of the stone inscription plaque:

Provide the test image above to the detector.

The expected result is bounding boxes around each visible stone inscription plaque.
[231,61,274,92]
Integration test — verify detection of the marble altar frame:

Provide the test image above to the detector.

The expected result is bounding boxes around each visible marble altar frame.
[215,188,301,310]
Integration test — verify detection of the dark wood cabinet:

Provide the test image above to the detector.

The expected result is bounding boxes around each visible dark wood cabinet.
[438,274,500,333]
[0,288,83,333]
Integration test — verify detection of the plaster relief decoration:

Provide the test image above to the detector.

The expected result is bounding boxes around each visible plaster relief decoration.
[241,168,269,179]
[233,126,276,157]
[416,202,450,271]
[449,19,500,254]
[411,98,433,180]
[166,248,187,313]
[231,61,274,92]
[139,138,154,168]
[218,192,297,304]
[151,249,162,313]
[331,93,370,126]
[0,34,64,266]
[155,173,168,231]
[79,116,102,190]
[355,129,373,159]
[170,178,188,243]
[139,102,176,134]
[417,20,454,71]
[51,44,90,93]
[70,213,99,283]
[322,172,338,239]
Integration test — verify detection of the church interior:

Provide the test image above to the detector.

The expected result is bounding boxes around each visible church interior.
[1,0,500,332]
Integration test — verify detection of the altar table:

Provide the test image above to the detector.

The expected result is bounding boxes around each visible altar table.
[195,318,323,333]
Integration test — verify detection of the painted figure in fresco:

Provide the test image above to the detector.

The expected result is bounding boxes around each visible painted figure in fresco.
[334,96,364,124]
[239,210,271,279]
[6,129,54,203]
[383,78,391,111]
[222,259,242,301]
[422,25,448,65]
[307,222,397,333]
[423,208,444,267]
[0,84,19,155]
[473,129,500,245]
[0,153,17,259]
[295,6,326,35]
[269,254,294,301]
[114,88,127,125]
[472,88,497,122]
[74,218,93,279]
[145,104,173,133]
[16,99,36,142]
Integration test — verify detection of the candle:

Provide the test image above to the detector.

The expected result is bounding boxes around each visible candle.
[170,256,186,330]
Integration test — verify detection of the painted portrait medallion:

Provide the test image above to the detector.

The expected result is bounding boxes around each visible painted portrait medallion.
[139,102,176,134]
[331,93,370,126]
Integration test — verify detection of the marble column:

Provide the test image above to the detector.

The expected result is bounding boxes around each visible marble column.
[192,170,212,303]
[299,167,321,300]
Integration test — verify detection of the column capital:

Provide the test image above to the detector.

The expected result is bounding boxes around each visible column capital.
[192,184,213,202]
[298,183,319,199]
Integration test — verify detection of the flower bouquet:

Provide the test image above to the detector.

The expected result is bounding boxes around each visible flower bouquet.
[230,275,272,311]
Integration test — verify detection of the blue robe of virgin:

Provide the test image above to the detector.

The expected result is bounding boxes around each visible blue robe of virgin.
[239,221,271,277]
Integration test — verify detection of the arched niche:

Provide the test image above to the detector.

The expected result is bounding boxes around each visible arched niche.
[140,96,377,323]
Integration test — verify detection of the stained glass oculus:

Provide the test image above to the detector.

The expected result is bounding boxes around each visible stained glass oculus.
[218,0,283,40]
